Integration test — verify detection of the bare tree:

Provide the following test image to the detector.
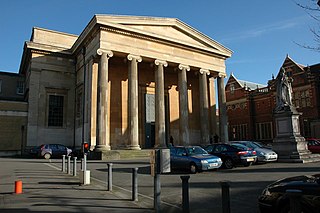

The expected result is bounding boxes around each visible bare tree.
[295,0,320,52]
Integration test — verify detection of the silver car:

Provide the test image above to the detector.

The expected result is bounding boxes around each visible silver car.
[232,141,278,163]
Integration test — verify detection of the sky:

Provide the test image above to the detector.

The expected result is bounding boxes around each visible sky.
[0,0,319,85]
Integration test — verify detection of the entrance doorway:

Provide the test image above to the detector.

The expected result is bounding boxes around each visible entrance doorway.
[145,94,155,148]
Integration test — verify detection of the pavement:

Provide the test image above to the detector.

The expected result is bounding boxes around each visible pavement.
[0,157,158,213]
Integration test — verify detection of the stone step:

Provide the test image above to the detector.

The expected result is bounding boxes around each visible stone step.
[89,149,153,160]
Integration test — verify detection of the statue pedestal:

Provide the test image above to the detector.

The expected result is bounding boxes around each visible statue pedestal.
[273,106,312,163]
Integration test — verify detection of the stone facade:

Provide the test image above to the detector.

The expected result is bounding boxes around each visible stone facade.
[1,15,232,154]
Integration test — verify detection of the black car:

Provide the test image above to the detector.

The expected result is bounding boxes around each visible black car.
[203,143,257,169]
[258,174,320,213]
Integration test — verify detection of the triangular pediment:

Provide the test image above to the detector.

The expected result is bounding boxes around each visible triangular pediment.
[94,15,232,57]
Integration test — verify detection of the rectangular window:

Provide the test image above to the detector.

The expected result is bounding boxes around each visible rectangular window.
[0,79,2,93]
[231,124,247,140]
[48,95,64,127]
[256,122,273,140]
[16,81,25,95]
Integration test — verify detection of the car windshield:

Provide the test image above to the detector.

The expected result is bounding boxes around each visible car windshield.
[251,142,263,148]
[186,146,208,155]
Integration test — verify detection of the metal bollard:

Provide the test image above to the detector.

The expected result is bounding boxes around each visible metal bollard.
[62,155,66,172]
[81,158,83,171]
[220,181,231,213]
[154,173,161,212]
[181,175,190,213]
[132,167,138,201]
[83,154,87,172]
[67,156,71,175]
[286,189,302,213]
[107,163,113,191]
[73,157,77,177]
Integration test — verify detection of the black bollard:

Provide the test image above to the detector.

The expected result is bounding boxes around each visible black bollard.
[107,163,113,191]
[220,181,230,213]
[132,167,138,201]
[181,175,190,213]
[286,189,302,213]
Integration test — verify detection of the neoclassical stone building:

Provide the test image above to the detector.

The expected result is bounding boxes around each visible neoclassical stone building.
[2,15,232,154]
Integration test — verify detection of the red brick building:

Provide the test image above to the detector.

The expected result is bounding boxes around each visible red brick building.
[226,56,320,143]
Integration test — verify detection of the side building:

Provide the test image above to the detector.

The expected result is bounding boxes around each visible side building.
[226,56,320,143]
[0,72,27,155]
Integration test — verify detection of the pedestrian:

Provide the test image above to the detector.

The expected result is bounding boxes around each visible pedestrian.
[214,134,219,143]
[169,136,174,147]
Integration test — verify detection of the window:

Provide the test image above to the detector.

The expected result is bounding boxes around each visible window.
[230,124,247,140]
[0,79,2,93]
[256,122,273,140]
[230,83,235,94]
[48,95,64,127]
[16,81,24,95]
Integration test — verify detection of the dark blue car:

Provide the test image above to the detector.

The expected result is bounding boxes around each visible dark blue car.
[170,146,222,173]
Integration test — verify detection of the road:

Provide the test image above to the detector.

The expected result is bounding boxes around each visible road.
[50,158,320,213]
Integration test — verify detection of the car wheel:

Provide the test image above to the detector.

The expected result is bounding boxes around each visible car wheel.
[190,163,197,174]
[223,158,234,169]
[43,153,51,159]
[244,162,252,167]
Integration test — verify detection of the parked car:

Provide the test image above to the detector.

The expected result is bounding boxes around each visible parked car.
[170,146,222,173]
[231,141,278,163]
[203,143,257,169]
[30,144,72,159]
[258,174,320,213]
[306,138,320,153]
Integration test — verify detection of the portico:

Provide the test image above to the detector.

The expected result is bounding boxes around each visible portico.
[20,15,232,152]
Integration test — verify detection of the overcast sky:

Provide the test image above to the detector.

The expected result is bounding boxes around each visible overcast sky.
[0,0,318,84]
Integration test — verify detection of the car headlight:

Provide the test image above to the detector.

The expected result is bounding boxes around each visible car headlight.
[201,160,208,164]
[262,188,271,196]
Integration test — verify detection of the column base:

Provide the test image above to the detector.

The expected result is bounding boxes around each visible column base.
[126,145,141,150]
[94,145,111,152]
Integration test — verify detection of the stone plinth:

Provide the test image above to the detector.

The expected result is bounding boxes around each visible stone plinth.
[273,106,312,163]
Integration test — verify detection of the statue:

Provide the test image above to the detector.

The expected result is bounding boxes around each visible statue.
[275,67,293,111]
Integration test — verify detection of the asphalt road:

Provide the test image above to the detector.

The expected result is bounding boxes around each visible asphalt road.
[1,157,319,213]
[52,158,320,213]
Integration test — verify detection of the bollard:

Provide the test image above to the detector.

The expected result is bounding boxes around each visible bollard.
[81,158,84,171]
[220,181,231,213]
[132,167,138,201]
[154,173,161,212]
[15,180,23,194]
[67,155,71,175]
[107,163,113,191]
[73,157,77,177]
[286,189,302,213]
[181,175,190,213]
[83,154,87,172]
[62,155,66,172]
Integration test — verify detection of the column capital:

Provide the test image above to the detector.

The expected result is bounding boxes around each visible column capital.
[218,72,227,78]
[155,59,168,67]
[97,49,113,58]
[178,64,190,71]
[199,69,210,75]
[127,54,142,62]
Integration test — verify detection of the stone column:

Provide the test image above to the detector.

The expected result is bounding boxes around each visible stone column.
[95,49,113,152]
[178,64,190,146]
[199,69,210,144]
[217,74,229,143]
[155,59,168,148]
[127,54,142,150]
[209,77,218,138]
